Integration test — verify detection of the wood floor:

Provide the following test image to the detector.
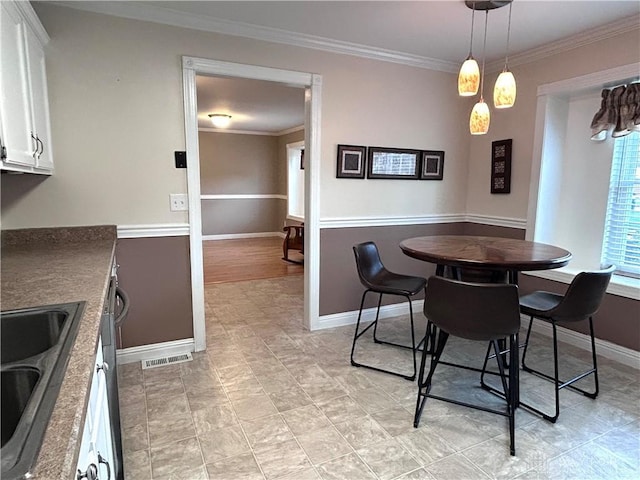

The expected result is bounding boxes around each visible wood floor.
[203,236,303,284]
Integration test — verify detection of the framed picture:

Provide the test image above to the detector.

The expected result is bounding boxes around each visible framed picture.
[420,150,444,180]
[367,147,420,179]
[491,139,512,194]
[336,144,366,178]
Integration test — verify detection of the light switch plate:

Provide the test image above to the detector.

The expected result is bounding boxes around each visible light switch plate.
[170,193,188,211]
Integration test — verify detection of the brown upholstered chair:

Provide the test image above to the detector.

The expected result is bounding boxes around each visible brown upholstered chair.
[282,224,304,264]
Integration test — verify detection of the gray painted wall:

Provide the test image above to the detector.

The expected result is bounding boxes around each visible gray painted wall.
[320,223,639,351]
[199,130,304,235]
[116,236,193,348]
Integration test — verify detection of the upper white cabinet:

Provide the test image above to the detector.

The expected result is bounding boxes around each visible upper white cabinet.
[0,1,53,174]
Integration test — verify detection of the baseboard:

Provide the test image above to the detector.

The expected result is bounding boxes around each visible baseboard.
[316,306,639,370]
[524,316,640,370]
[202,232,285,241]
[116,338,195,365]
[315,299,424,330]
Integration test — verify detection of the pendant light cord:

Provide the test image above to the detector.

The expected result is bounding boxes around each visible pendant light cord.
[503,1,513,70]
[468,2,476,56]
[479,10,488,98]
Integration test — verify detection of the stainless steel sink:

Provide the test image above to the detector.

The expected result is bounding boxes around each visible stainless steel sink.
[1,310,67,364]
[0,302,85,480]
[1,368,40,448]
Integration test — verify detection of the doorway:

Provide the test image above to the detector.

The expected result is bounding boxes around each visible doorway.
[182,57,322,351]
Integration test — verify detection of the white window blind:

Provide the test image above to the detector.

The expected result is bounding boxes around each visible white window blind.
[601,131,640,278]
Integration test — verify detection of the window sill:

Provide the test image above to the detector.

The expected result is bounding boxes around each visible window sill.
[522,268,640,300]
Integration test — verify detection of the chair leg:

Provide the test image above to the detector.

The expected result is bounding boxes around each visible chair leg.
[508,334,518,456]
[350,289,415,381]
[372,293,384,343]
[521,316,534,371]
[520,316,599,423]
[414,327,448,428]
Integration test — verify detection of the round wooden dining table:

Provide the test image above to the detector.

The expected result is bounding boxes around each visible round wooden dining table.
[400,235,572,283]
[401,235,572,409]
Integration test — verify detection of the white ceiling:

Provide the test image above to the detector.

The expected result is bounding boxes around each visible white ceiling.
[57,1,640,133]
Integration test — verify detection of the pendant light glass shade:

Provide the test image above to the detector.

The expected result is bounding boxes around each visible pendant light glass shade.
[458,57,480,96]
[493,69,516,108]
[470,99,490,135]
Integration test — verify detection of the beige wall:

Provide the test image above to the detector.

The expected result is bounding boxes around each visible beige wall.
[0,3,469,229]
[464,28,640,220]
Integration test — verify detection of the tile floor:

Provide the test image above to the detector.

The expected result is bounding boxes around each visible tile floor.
[118,276,640,479]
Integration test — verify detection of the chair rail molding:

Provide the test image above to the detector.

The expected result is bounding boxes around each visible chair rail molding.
[320,213,525,230]
[117,223,190,238]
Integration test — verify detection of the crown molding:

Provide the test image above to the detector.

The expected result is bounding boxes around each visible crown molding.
[487,15,640,72]
[199,124,304,136]
[52,2,638,73]
[51,1,458,72]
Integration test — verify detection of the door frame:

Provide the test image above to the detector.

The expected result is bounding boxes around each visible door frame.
[182,56,322,351]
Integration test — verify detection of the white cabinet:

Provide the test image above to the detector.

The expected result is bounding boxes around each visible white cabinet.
[76,337,115,480]
[0,1,53,174]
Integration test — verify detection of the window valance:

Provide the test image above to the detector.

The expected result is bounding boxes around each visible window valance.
[590,82,640,141]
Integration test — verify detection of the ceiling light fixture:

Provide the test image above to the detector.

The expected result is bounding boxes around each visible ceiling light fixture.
[469,9,490,135]
[493,1,516,108]
[208,113,232,128]
[461,1,514,135]
[458,2,479,96]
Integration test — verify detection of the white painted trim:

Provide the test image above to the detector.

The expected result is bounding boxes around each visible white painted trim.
[202,232,285,241]
[464,214,527,230]
[488,16,640,72]
[183,57,322,336]
[287,215,305,223]
[199,127,281,136]
[319,214,526,230]
[52,1,637,74]
[117,223,190,238]
[278,125,305,136]
[52,1,457,73]
[201,194,287,200]
[537,63,640,97]
[524,316,640,370]
[182,61,207,353]
[304,74,322,331]
[15,0,50,45]
[199,124,303,136]
[315,299,424,331]
[116,338,194,365]
[522,269,640,301]
[317,303,639,369]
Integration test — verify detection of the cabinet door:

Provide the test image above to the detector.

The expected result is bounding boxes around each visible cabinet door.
[0,2,36,167]
[24,23,53,170]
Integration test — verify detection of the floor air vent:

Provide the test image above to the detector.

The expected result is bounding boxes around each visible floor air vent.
[142,352,193,370]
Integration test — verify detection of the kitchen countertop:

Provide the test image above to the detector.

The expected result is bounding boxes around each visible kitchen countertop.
[1,225,117,480]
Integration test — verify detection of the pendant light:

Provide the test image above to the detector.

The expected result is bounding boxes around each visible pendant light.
[458,2,479,96]
[470,10,490,135]
[493,1,516,108]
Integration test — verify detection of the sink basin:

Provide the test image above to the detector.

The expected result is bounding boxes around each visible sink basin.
[0,302,85,480]
[1,369,40,448]
[1,310,68,364]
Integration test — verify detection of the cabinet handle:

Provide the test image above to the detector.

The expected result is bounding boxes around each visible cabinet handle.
[96,361,109,373]
[36,136,44,158]
[77,463,98,480]
[31,132,38,158]
[98,452,112,480]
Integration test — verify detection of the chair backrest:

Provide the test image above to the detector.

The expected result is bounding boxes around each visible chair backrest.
[353,242,386,289]
[424,276,521,341]
[546,265,615,322]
